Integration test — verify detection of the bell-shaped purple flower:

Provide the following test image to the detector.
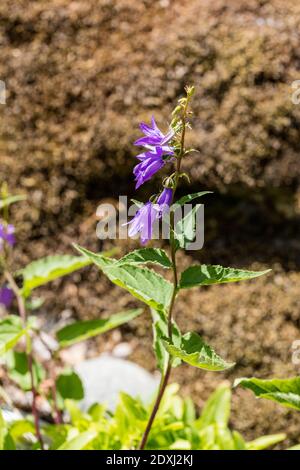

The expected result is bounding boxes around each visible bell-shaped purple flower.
[133,147,166,189]
[0,286,14,308]
[156,188,173,217]
[0,223,16,251]
[127,189,173,245]
[134,116,174,149]
[128,202,157,245]
[133,116,175,188]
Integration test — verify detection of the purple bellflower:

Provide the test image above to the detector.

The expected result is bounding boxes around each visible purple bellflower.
[0,286,14,308]
[128,188,173,245]
[0,223,16,251]
[134,147,166,189]
[134,116,174,149]
[133,117,174,189]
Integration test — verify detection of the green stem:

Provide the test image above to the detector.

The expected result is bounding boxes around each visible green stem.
[138,98,190,450]
[4,270,45,450]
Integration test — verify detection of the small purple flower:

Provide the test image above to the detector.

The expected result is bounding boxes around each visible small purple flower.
[133,117,175,188]
[134,116,174,149]
[0,286,14,308]
[127,189,173,245]
[0,223,16,250]
[133,147,166,189]
[128,202,157,245]
[157,188,173,216]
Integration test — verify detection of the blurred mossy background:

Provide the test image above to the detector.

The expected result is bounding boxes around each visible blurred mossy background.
[1,0,300,446]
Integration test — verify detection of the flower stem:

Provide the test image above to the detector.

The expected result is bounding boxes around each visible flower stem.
[4,270,45,450]
[138,95,190,450]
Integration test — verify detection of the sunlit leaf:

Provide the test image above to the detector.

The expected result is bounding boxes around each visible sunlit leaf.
[163,332,234,371]
[180,264,271,289]
[56,308,143,347]
[0,316,27,356]
[20,255,92,297]
[116,248,172,269]
[235,376,300,411]
[74,245,173,312]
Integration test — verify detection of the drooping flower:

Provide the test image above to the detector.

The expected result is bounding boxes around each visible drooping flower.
[128,202,157,245]
[157,188,173,212]
[134,116,174,150]
[0,286,14,308]
[127,189,173,245]
[0,223,16,251]
[133,147,167,189]
[133,117,174,188]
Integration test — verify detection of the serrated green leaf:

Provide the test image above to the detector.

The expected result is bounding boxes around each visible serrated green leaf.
[0,316,27,356]
[116,248,172,269]
[176,191,212,206]
[180,264,271,289]
[6,350,46,391]
[151,308,181,373]
[20,255,92,297]
[74,245,173,312]
[0,194,26,209]
[56,308,143,347]
[163,332,234,371]
[56,370,84,401]
[234,376,300,411]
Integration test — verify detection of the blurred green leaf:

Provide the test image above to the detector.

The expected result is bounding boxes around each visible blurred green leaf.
[6,350,46,391]
[0,316,27,356]
[56,308,143,347]
[56,370,84,402]
[19,255,92,297]
[58,430,97,450]
[0,409,16,450]
[196,383,231,428]
[246,433,286,450]
[0,194,26,209]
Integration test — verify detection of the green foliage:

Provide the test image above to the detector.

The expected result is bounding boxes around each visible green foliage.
[1,383,285,450]
[173,204,202,250]
[56,308,143,347]
[163,332,234,371]
[56,370,84,402]
[6,350,46,391]
[0,316,27,356]
[179,265,271,288]
[176,191,212,206]
[74,245,173,312]
[235,377,300,411]
[19,255,92,297]
[116,248,172,269]
[0,194,26,210]
[151,308,181,372]
[0,410,16,450]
